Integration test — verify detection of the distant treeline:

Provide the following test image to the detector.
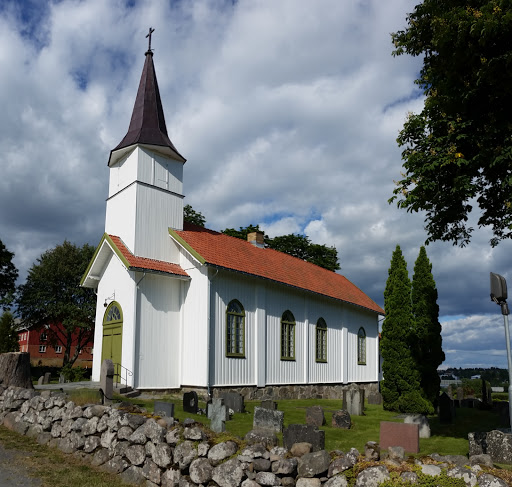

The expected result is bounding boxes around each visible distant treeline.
[440,367,509,386]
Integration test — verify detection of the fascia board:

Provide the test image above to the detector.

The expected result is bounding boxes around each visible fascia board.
[168,228,206,265]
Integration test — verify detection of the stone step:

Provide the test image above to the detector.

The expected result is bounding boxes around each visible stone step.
[123,389,141,398]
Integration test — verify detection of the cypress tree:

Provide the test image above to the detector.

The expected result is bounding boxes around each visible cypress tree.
[381,245,432,413]
[412,246,445,406]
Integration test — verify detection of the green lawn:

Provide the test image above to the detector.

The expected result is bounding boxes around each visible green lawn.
[83,392,504,457]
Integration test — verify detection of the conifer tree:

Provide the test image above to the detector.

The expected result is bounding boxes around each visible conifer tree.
[381,245,432,413]
[412,246,445,405]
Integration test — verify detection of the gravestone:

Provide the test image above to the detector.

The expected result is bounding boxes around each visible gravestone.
[368,392,382,405]
[456,387,464,401]
[342,383,365,416]
[306,405,325,427]
[100,359,114,405]
[253,406,284,432]
[438,392,455,423]
[43,372,51,384]
[260,400,278,410]
[220,392,245,413]
[208,398,228,433]
[183,391,199,414]
[283,424,325,451]
[380,422,420,453]
[37,376,44,386]
[154,401,175,418]
[404,414,431,438]
[331,410,351,429]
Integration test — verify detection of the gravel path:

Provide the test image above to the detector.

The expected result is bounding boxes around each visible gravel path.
[0,441,42,487]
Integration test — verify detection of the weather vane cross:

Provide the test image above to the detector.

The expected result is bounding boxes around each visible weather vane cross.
[146,27,155,51]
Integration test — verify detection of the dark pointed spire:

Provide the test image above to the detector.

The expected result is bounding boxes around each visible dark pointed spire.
[109,40,185,165]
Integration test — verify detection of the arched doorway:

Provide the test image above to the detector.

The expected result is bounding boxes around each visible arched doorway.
[102,301,123,368]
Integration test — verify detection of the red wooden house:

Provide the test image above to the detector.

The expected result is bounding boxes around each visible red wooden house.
[18,323,94,368]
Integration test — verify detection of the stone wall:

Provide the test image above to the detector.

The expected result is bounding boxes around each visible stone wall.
[0,385,509,487]
[177,382,379,401]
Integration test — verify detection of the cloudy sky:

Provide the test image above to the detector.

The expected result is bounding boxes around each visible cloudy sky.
[1,0,510,370]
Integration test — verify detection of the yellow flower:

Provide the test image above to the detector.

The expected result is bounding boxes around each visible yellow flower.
[455,152,464,158]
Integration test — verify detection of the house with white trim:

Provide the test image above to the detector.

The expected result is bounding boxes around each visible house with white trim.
[81,44,384,399]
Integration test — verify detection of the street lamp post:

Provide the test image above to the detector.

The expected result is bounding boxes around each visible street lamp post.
[490,272,512,431]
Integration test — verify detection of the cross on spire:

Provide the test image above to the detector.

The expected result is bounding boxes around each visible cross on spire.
[146,27,155,52]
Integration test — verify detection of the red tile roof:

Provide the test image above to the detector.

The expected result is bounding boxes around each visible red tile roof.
[173,224,383,314]
[109,235,189,277]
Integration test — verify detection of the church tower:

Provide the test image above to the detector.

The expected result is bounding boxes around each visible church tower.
[105,40,186,262]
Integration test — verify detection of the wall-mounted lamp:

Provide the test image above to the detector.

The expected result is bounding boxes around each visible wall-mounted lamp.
[104,292,115,308]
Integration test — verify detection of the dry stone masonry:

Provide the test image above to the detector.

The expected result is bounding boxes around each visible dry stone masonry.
[0,385,510,486]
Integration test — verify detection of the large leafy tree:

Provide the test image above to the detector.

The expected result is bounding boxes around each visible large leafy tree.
[184,204,206,227]
[390,1,512,247]
[17,241,96,367]
[381,245,432,414]
[0,238,18,310]
[222,225,340,271]
[411,246,445,405]
[0,311,19,353]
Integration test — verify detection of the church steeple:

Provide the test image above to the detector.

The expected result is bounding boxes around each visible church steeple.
[108,36,185,165]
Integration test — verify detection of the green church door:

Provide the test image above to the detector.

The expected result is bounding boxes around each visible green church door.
[102,302,123,369]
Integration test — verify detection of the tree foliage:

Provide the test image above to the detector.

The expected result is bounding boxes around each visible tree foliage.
[412,246,445,404]
[184,204,206,227]
[381,245,432,414]
[221,225,340,271]
[0,311,19,353]
[390,1,512,247]
[0,238,18,310]
[16,241,96,367]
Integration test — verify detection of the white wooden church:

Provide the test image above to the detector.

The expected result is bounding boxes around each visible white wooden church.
[81,43,384,399]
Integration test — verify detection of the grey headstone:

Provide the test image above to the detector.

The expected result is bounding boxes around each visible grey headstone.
[43,372,51,384]
[183,391,199,414]
[306,405,325,427]
[283,424,325,452]
[59,374,65,384]
[253,407,284,433]
[100,359,115,405]
[154,401,174,418]
[220,392,245,413]
[456,387,464,401]
[342,383,365,416]
[260,400,278,410]
[404,414,431,438]
[208,398,228,433]
[38,376,44,386]
[438,392,455,423]
[367,392,382,405]
[331,410,351,429]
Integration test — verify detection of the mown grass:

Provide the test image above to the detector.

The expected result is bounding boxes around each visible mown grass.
[0,426,129,487]
[95,392,505,456]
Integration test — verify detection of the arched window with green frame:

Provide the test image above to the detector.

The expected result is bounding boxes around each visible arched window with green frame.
[315,317,327,362]
[226,299,245,357]
[281,310,295,360]
[357,327,366,365]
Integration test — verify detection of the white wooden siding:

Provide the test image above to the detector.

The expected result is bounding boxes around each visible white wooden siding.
[108,150,137,197]
[91,252,136,386]
[208,270,379,388]
[105,184,137,250]
[138,148,183,195]
[179,252,209,387]
[133,183,183,260]
[345,307,379,383]
[210,272,257,387]
[135,274,181,388]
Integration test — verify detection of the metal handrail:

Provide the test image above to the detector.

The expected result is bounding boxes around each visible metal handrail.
[113,363,133,388]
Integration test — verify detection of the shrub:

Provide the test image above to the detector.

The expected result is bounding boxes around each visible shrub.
[396,390,434,415]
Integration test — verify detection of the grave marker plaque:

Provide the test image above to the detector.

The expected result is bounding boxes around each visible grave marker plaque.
[183,391,199,414]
